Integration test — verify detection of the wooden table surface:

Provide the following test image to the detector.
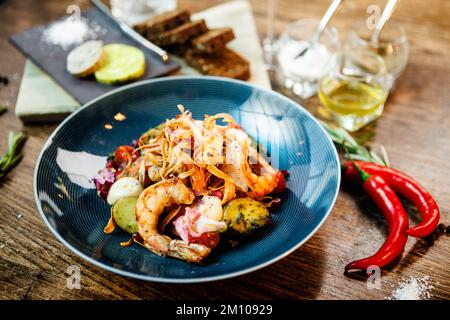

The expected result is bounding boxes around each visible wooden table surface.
[0,0,449,300]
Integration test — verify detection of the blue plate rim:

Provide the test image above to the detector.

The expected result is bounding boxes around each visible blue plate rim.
[33,75,341,283]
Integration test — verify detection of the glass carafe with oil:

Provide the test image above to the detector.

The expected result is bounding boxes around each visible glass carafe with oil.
[318,49,390,132]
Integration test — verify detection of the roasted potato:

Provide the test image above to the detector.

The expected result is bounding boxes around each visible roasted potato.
[223,197,270,236]
[112,196,139,234]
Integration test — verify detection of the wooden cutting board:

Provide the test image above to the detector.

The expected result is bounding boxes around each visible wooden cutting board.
[9,7,180,104]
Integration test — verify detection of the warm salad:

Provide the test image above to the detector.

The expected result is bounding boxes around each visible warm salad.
[92,105,287,263]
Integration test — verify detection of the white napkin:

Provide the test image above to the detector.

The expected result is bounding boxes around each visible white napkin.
[187,0,271,89]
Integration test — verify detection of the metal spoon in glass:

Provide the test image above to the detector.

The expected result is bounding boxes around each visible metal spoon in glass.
[294,0,343,59]
[370,0,400,56]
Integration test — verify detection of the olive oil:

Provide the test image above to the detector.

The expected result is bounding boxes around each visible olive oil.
[319,77,388,116]
[318,49,390,131]
[318,76,388,131]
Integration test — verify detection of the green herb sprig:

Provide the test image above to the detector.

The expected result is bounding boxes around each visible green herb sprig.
[0,105,6,116]
[320,120,389,167]
[0,132,27,181]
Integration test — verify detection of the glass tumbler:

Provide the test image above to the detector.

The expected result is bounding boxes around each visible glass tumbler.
[318,48,390,132]
[275,19,340,99]
[345,20,409,86]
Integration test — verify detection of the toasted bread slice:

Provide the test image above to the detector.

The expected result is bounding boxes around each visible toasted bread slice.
[164,44,190,57]
[66,40,104,77]
[185,48,250,81]
[191,28,235,53]
[154,20,208,46]
[133,9,191,37]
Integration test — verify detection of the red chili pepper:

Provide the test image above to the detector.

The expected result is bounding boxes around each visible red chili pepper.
[344,160,440,238]
[345,164,409,273]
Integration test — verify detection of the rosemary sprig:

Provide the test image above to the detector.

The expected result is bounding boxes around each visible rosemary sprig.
[0,132,27,181]
[0,105,6,116]
[320,120,389,166]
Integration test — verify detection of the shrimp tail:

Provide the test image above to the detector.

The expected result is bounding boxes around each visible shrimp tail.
[145,234,211,263]
[167,241,211,263]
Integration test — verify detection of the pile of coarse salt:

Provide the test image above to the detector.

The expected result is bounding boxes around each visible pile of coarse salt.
[42,17,99,49]
[387,276,433,300]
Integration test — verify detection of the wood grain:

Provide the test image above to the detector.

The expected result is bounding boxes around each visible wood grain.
[0,0,449,300]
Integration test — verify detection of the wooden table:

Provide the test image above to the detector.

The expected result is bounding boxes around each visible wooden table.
[0,0,449,300]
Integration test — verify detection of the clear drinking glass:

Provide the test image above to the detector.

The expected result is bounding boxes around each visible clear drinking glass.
[110,0,177,26]
[345,20,409,85]
[318,48,390,132]
[275,19,340,99]
[262,0,278,70]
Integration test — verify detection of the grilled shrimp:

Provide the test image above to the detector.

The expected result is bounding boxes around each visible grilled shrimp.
[243,151,279,198]
[242,135,278,197]
[225,128,279,197]
[223,128,249,192]
[189,165,208,195]
[135,178,212,263]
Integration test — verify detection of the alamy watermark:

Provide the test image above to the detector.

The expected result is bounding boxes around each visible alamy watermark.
[366,5,381,30]
[367,265,381,290]
[66,265,81,289]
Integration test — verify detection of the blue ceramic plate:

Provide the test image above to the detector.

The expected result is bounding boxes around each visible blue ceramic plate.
[34,76,340,283]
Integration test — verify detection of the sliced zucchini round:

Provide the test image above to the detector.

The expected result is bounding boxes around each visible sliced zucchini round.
[94,44,145,84]
[66,40,104,77]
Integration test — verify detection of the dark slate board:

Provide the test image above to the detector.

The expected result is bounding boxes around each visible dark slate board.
[10,8,180,104]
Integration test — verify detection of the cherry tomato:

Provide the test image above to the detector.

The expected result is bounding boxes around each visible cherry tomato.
[210,190,224,199]
[191,232,220,249]
[114,145,135,166]
[281,169,289,178]
[272,170,286,194]
[105,159,117,169]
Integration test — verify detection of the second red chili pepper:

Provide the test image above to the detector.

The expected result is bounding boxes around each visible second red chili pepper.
[345,165,409,272]
[344,160,440,238]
